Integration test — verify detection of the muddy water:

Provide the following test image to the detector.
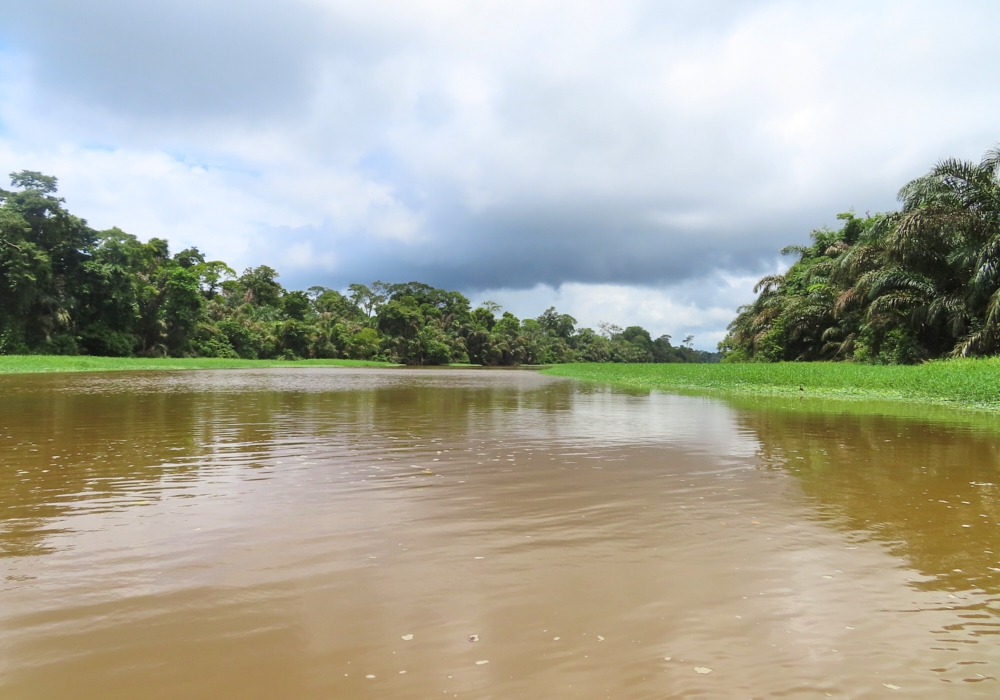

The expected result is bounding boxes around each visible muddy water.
[1,369,998,699]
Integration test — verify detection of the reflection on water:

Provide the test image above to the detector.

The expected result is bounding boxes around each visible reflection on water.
[737,401,1000,594]
[1,369,999,698]
[733,400,1000,657]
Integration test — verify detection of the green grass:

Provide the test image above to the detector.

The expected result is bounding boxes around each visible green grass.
[541,359,1000,412]
[0,355,399,375]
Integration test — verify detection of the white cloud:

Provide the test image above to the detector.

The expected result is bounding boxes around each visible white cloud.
[469,271,776,351]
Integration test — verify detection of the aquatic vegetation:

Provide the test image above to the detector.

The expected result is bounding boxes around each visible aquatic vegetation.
[542,358,1000,411]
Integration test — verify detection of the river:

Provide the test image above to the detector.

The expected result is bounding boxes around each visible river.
[1,368,998,698]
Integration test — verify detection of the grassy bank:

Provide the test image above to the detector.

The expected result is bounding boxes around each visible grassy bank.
[541,359,1000,411]
[0,355,398,375]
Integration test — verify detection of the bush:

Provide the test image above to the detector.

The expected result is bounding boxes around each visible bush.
[37,334,79,356]
[78,323,136,357]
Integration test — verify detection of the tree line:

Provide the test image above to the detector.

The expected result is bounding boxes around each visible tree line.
[722,146,1000,364]
[0,171,714,365]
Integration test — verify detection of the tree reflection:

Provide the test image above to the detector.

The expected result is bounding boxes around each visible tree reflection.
[733,397,1000,606]
[0,371,575,557]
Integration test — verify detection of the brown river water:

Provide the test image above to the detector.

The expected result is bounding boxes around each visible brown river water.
[1,368,999,699]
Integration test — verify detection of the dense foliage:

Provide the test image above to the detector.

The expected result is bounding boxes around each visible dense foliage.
[722,146,1000,364]
[0,171,712,365]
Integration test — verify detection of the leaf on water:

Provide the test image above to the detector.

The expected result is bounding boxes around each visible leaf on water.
[883,683,900,690]
[401,634,413,641]
[694,667,713,675]
[476,660,489,665]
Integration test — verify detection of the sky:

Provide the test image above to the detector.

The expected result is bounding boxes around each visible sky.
[0,1,998,349]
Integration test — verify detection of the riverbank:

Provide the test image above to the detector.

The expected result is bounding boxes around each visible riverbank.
[0,355,397,375]
[541,359,1000,411]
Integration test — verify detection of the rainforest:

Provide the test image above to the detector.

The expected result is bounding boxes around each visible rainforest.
[6,145,1000,367]
[723,146,1000,364]
[0,171,710,366]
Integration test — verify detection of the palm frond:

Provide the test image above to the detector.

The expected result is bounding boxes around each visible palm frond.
[833,288,858,318]
[824,241,850,257]
[753,274,786,295]
[820,326,842,342]
[779,244,810,258]
[980,145,1000,177]
[867,292,921,317]
[865,267,936,300]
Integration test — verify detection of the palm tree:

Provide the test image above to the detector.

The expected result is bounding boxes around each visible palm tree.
[879,147,1000,356]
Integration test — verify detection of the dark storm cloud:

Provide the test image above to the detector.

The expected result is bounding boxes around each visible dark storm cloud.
[270,193,881,295]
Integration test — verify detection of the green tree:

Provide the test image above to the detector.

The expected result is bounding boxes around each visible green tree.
[346,327,381,359]
[282,290,311,320]
[193,260,235,299]
[163,267,203,354]
[723,147,1000,363]
[0,171,95,352]
[537,306,577,339]
[173,247,206,269]
[239,266,283,307]
[310,287,362,320]
[276,319,311,359]
[76,229,146,355]
[349,281,388,319]
[0,168,712,366]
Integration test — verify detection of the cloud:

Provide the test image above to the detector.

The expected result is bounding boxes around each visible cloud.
[0,0,998,337]
[467,271,774,351]
[0,0,332,123]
